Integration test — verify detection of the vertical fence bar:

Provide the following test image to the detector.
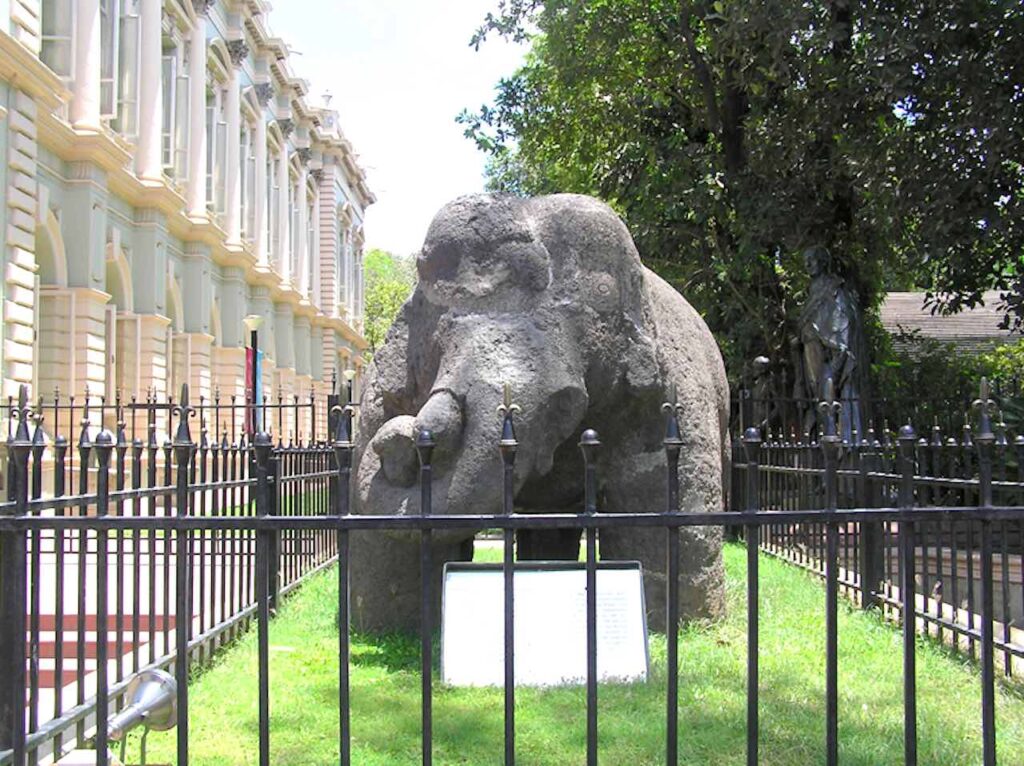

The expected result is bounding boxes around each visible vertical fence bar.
[52,436,68,752]
[147,420,158,666]
[962,423,977,659]
[498,386,519,766]
[94,432,113,766]
[663,394,683,766]
[0,389,31,766]
[131,439,143,675]
[27,414,44,758]
[75,409,91,743]
[254,432,273,766]
[994,417,1011,677]
[114,421,127,689]
[173,387,195,766]
[743,427,761,766]
[333,406,353,766]
[819,381,840,766]
[898,425,917,766]
[163,437,174,659]
[416,430,436,766]
[579,429,600,766]
[974,382,997,766]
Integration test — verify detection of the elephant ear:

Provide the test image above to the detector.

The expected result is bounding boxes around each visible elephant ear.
[418,195,551,311]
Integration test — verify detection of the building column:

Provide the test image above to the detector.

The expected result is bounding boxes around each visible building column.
[69,0,102,131]
[224,41,248,245]
[186,13,208,217]
[135,0,163,182]
[253,90,270,265]
[296,161,309,296]
[277,148,291,284]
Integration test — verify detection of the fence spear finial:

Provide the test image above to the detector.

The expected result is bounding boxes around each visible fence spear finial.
[661,383,683,448]
[497,382,520,451]
[818,376,841,443]
[13,384,31,443]
[972,377,996,442]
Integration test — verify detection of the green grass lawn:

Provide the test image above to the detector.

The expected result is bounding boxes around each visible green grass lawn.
[137,543,1024,765]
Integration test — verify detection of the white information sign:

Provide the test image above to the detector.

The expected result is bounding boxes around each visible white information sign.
[441,562,649,687]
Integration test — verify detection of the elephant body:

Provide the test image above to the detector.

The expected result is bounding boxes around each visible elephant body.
[352,194,728,632]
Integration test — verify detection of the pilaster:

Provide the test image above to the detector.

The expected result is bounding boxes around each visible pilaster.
[136,314,172,405]
[3,89,38,398]
[316,163,338,313]
[63,162,109,293]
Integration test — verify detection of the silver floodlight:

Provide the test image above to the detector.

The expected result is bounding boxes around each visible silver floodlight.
[106,669,177,765]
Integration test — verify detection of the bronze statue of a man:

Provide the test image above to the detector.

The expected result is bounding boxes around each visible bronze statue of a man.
[798,246,863,441]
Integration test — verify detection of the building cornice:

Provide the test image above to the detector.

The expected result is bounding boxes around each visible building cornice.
[311,314,369,350]
[0,34,69,110]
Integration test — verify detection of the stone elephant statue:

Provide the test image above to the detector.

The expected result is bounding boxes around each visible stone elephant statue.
[351,193,728,632]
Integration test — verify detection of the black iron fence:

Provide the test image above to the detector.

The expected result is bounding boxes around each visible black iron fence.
[0,386,337,766]
[730,384,1024,682]
[0,381,1021,766]
[732,376,1024,442]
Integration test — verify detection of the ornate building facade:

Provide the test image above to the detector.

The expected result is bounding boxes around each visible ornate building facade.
[0,0,372,436]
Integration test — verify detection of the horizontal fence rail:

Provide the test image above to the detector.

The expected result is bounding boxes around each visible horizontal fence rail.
[0,379,1021,766]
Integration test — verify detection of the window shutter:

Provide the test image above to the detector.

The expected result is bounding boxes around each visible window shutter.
[215,117,228,214]
[99,0,120,119]
[41,0,75,80]
[206,101,215,211]
[174,68,190,181]
[116,4,140,138]
[161,52,177,171]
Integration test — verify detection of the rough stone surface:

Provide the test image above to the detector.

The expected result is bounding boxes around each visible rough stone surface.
[351,193,729,633]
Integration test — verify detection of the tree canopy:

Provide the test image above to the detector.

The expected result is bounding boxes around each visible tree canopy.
[461,0,1024,391]
[363,249,417,355]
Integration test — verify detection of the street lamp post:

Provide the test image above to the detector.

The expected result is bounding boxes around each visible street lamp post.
[243,315,265,437]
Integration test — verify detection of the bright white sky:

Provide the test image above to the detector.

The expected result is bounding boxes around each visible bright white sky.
[269,0,528,256]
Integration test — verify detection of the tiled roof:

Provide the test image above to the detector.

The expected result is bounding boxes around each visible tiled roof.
[880,291,1017,354]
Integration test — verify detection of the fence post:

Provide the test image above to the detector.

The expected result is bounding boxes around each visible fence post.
[173,385,195,766]
[332,403,354,766]
[498,385,519,766]
[819,379,841,766]
[579,428,600,766]
[898,424,918,766]
[253,431,273,766]
[973,380,997,766]
[743,426,761,766]
[93,430,113,766]
[0,387,31,765]
[416,428,436,766]
[663,390,683,765]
